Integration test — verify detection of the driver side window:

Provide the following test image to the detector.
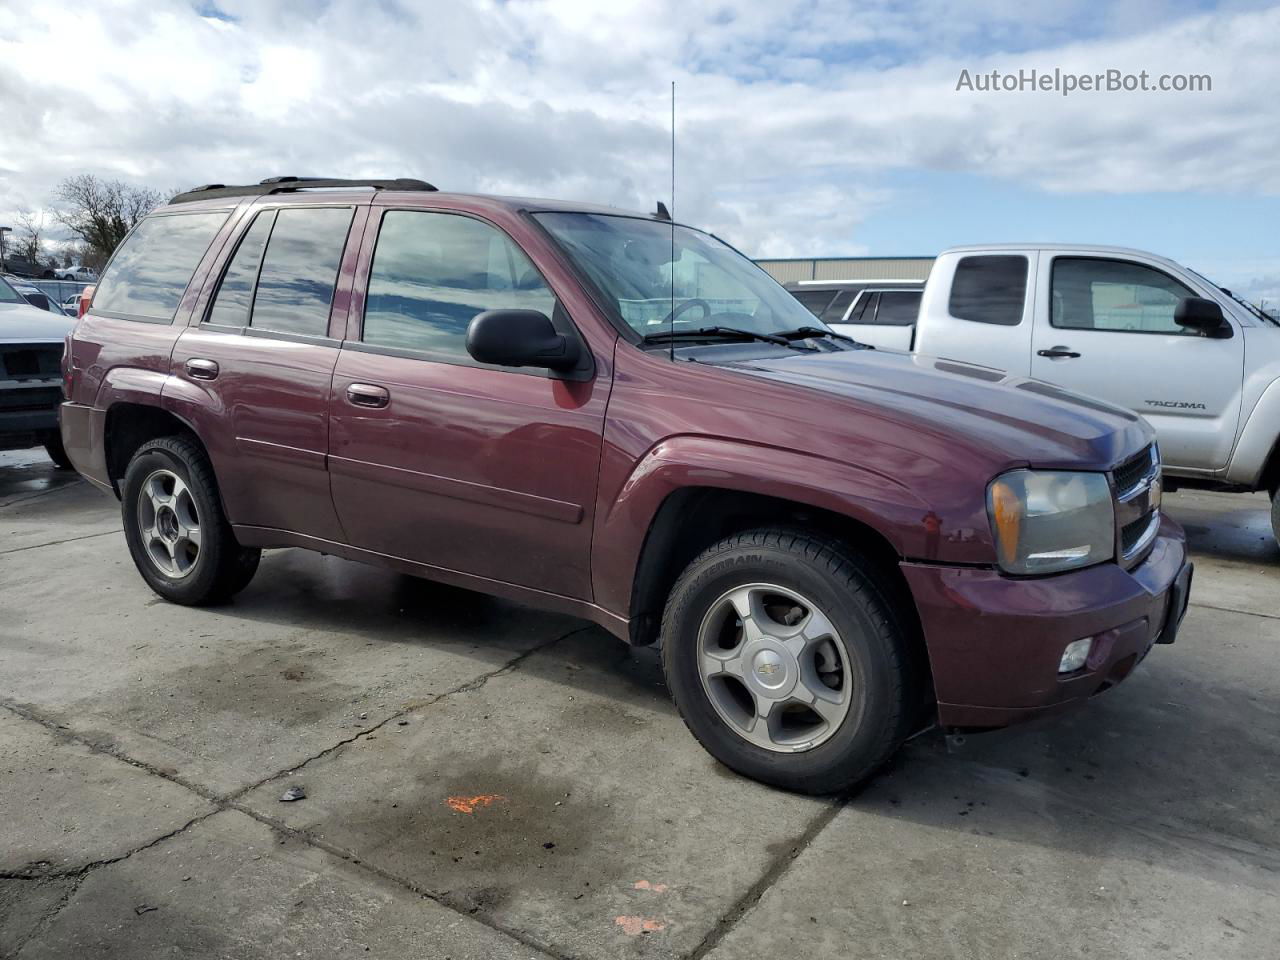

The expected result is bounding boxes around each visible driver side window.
[1051,257,1196,335]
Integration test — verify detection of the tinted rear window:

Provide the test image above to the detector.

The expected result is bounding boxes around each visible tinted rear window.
[948,255,1027,326]
[874,291,921,326]
[819,290,855,324]
[249,207,354,337]
[791,289,835,316]
[93,212,229,321]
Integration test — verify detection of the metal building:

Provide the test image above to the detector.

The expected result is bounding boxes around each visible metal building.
[754,256,935,285]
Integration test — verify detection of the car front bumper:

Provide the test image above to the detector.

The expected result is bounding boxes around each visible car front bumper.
[901,515,1191,729]
[0,380,62,449]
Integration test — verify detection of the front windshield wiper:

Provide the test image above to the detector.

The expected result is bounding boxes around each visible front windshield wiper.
[772,325,862,344]
[641,326,800,348]
[1222,289,1280,327]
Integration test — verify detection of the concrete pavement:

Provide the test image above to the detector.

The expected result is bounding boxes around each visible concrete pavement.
[1,449,1277,959]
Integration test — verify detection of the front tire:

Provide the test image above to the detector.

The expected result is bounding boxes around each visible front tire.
[661,529,915,795]
[121,436,261,605]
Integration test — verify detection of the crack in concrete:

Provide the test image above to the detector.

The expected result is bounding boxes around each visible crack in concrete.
[0,477,84,511]
[1189,600,1280,622]
[686,796,847,960]
[0,528,121,556]
[0,623,592,959]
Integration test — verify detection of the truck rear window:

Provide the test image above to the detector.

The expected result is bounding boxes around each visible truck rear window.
[948,255,1027,326]
[93,212,229,322]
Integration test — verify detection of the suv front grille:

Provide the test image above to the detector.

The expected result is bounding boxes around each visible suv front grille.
[0,346,62,381]
[1113,444,1157,500]
[1111,443,1160,566]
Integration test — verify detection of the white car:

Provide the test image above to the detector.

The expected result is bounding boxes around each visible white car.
[840,243,1280,541]
[53,264,97,282]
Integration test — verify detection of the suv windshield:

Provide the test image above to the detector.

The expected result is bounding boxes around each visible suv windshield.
[535,212,826,340]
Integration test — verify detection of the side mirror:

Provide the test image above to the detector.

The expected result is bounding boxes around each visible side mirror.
[466,309,581,371]
[1174,297,1231,338]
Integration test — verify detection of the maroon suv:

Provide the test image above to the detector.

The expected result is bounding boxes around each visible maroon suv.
[60,177,1192,793]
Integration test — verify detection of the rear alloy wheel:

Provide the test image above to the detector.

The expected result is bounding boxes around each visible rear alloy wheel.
[662,529,915,795]
[121,436,261,605]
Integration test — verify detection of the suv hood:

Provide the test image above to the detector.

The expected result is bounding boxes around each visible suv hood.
[0,300,75,342]
[722,347,1152,470]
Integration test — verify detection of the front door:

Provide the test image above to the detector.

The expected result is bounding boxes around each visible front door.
[327,208,608,600]
[1029,255,1244,472]
[170,203,359,540]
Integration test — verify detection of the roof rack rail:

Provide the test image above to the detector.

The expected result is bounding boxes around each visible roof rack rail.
[169,176,438,205]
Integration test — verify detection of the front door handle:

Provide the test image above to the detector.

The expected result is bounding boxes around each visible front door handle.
[346,383,390,408]
[1037,346,1081,359]
[185,358,219,380]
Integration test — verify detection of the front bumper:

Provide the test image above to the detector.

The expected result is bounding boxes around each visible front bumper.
[902,515,1190,729]
[1,380,62,448]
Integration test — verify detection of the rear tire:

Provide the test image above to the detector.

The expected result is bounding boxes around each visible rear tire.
[660,528,915,795]
[43,433,74,470]
[120,436,261,605]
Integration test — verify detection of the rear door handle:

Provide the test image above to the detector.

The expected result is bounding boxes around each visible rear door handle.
[346,383,390,408]
[1037,346,1081,359]
[185,358,219,380]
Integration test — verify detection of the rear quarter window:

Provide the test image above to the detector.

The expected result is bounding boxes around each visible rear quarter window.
[92,211,230,322]
[948,255,1027,326]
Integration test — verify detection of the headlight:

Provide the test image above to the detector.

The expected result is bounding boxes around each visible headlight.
[987,470,1114,575]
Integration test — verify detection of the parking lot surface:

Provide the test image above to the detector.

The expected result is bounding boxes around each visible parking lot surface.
[1,448,1277,959]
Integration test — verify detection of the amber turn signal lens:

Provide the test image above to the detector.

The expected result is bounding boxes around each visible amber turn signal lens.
[989,478,1022,568]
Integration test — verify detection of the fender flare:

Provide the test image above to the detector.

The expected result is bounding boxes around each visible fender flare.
[590,435,934,618]
[1226,377,1280,487]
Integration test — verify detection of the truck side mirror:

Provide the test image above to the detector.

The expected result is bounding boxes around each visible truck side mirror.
[466,309,582,371]
[1174,297,1231,339]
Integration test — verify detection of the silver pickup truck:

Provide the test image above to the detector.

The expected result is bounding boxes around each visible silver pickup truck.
[832,244,1280,543]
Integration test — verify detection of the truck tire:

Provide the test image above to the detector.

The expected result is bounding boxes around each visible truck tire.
[120,436,261,605]
[1272,490,1280,548]
[43,433,74,470]
[660,529,915,795]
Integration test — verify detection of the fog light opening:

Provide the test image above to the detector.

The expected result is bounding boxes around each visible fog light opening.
[1059,637,1094,674]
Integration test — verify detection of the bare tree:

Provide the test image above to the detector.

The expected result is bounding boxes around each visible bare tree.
[14,211,47,269]
[52,175,164,262]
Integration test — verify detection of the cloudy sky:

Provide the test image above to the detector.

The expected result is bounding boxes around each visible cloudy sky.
[2,0,1278,302]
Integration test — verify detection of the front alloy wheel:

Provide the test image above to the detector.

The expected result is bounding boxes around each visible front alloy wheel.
[698,583,852,752]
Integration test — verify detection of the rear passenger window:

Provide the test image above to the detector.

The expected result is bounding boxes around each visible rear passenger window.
[361,211,556,359]
[791,289,835,316]
[207,212,274,327]
[819,290,855,325]
[846,293,877,324]
[874,291,921,326]
[93,212,229,322]
[949,255,1027,326]
[249,207,354,337]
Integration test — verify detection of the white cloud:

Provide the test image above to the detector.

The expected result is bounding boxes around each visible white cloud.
[1,0,1277,263]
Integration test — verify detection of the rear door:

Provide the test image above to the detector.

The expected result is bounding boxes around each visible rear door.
[1029,254,1244,472]
[327,207,609,599]
[168,203,364,541]
[831,289,920,350]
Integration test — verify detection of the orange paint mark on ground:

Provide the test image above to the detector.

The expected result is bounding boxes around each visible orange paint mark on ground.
[633,880,669,893]
[615,916,667,936]
[445,794,504,814]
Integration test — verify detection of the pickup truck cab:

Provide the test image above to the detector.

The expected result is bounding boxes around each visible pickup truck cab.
[837,244,1280,542]
[61,181,1191,793]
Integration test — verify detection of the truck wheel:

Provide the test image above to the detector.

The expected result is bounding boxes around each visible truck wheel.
[120,436,261,605]
[43,433,74,470]
[661,529,914,795]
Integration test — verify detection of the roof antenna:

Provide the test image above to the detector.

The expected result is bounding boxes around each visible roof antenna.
[668,80,676,362]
